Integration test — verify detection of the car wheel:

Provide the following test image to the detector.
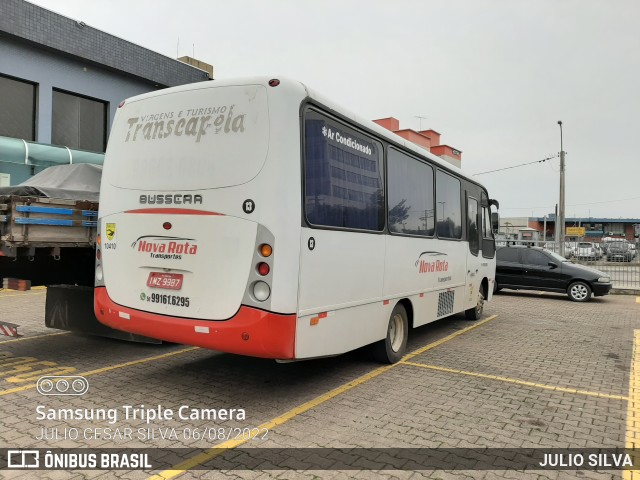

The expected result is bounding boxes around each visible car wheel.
[371,303,408,364]
[465,284,485,320]
[567,281,591,302]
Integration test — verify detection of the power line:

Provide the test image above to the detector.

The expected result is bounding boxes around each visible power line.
[472,154,558,176]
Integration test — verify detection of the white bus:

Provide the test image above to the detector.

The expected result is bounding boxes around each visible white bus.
[94,76,499,363]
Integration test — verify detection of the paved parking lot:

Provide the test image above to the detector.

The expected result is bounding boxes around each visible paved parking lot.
[0,287,639,479]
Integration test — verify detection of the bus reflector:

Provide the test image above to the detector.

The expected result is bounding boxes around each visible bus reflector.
[310,317,319,326]
[268,79,280,87]
[383,300,390,305]
[163,222,172,230]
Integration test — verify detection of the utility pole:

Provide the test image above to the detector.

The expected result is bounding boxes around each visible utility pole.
[558,121,566,257]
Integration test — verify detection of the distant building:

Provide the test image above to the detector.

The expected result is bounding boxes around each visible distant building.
[0,0,212,185]
[372,117,462,168]
[500,216,640,242]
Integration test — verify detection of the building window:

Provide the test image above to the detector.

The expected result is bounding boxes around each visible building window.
[52,89,107,152]
[304,109,384,231]
[0,74,36,141]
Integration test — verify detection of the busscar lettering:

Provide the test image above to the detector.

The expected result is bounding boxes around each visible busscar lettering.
[124,105,245,143]
[139,194,203,205]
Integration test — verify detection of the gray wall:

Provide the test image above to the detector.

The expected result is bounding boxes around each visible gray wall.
[1,0,209,87]
[1,36,160,145]
[0,0,210,185]
[0,37,161,184]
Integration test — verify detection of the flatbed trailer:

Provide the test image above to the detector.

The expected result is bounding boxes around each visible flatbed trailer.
[0,193,157,342]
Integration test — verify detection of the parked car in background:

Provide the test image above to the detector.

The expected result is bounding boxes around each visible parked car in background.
[594,243,604,258]
[606,241,634,262]
[543,242,574,259]
[495,245,612,302]
[575,242,601,260]
[630,243,637,258]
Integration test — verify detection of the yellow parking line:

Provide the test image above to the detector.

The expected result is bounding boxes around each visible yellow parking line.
[149,364,395,480]
[401,361,629,401]
[148,314,500,480]
[0,346,199,397]
[402,314,498,360]
[624,330,640,479]
[0,331,69,345]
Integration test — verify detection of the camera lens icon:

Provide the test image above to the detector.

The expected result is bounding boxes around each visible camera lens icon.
[37,376,89,396]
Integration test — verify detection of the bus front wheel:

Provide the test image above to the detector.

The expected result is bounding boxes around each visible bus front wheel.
[372,303,408,364]
[465,285,485,321]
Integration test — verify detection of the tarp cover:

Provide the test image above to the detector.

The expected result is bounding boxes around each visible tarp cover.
[0,164,102,202]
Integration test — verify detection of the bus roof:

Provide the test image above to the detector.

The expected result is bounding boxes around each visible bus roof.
[120,75,486,190]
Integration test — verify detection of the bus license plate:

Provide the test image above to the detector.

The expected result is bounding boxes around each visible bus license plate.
[147,272,183,290]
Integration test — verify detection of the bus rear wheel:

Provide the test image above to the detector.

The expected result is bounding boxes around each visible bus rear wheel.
[465,285,485,321]
[372,303,408,364]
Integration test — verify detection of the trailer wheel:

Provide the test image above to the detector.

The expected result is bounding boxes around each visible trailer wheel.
[372,304,408,364]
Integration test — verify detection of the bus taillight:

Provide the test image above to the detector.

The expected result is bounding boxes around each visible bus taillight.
[257,262,270,276]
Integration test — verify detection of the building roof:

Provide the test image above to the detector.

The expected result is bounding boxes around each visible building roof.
[1,0,210,87]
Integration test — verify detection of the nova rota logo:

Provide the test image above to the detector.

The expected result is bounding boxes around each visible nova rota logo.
[415,251,449,273]
[131,236,198,260]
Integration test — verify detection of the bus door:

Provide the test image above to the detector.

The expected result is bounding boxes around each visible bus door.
[465,194,482,307]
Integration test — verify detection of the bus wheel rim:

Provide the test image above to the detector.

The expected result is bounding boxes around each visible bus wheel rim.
[390,313,404,352]
[477,291,484,314]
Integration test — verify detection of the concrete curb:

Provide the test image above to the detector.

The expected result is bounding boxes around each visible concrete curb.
[611,288,640,295]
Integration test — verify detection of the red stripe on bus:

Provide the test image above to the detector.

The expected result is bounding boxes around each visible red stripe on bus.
[94,287,296,359]
[124,208,224,215]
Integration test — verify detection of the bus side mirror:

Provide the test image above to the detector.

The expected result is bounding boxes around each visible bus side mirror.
[491,212,500,234]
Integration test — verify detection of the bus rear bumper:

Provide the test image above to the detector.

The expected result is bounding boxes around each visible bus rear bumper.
[94,287,296,359]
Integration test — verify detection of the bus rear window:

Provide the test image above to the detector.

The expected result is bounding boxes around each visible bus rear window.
[104,84,269,191]
[304,109,384,231]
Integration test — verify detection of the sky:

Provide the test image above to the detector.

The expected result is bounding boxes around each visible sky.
[29,0,640,220]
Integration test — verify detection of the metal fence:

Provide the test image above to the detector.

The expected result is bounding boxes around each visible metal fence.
[496,239,640,290]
